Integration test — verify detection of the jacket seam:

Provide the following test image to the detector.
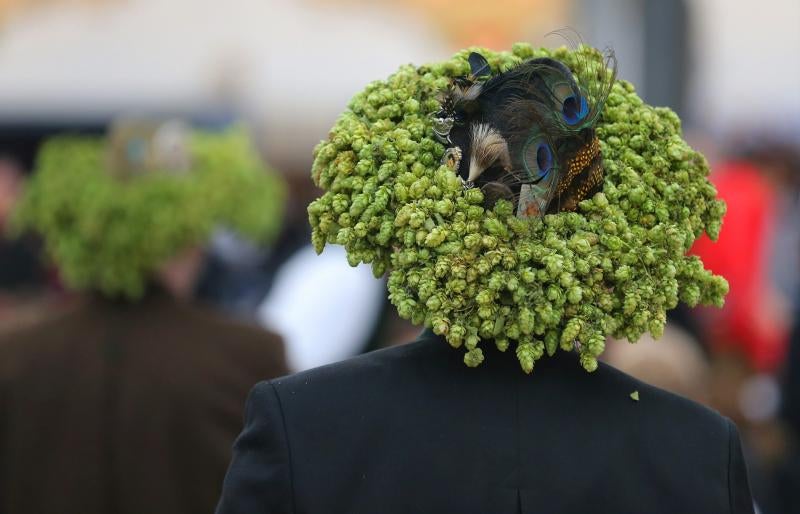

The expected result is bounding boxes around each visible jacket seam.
[268,380,297,514]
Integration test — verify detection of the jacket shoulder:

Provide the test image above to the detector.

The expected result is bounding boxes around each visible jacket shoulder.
[272,336,729,431]
[0,302,91,356]
[595,358,727,423]
[270,337,441,389]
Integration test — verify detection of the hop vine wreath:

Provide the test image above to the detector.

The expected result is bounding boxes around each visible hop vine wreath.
[12,127,285,299]
[309,43,728,373]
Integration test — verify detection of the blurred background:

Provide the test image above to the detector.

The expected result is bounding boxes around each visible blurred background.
[0,0,798,512]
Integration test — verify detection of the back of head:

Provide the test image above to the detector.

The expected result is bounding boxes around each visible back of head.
[10,121,285,301]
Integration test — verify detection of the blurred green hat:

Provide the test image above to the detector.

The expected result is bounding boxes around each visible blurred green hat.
[11,121,285,299]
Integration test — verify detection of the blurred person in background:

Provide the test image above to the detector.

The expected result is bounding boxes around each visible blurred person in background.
[692,139,800,512]
[693,141,799,373]
[0,121,288,514]
[0,154,56,331]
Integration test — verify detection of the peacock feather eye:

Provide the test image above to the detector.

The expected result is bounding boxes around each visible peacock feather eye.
[522,138,554,181]
[551,81,589,126]
[561,94,589,125]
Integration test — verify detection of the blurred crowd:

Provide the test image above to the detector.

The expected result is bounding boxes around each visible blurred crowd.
[1,0,799,513]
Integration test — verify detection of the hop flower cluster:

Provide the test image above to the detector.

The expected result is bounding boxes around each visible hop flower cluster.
[12,127,285,299]
[309,44,728,373]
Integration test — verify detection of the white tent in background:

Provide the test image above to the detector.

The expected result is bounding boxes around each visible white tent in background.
[0,0,448,166]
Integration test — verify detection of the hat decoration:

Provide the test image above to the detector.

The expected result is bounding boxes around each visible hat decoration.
[309,43,727,373]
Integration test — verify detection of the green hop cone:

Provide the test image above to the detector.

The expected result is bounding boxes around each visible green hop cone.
[309,44,728,374]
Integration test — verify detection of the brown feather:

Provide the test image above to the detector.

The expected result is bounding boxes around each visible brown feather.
[467,123,511,183]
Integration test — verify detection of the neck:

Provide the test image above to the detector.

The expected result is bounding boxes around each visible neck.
[155,246,204,301]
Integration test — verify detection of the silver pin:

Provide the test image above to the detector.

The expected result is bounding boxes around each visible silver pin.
[432,116,454,144]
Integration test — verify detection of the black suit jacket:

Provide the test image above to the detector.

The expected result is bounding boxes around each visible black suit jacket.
[217,330,754,514]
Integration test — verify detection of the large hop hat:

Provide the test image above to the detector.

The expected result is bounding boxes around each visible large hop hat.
[12,124,285,299]
[309,43,728,373]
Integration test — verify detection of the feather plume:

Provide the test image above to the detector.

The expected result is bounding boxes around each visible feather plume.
[436,44,616,217]
[467,123,511,183]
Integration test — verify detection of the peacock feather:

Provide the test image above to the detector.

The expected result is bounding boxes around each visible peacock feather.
[434,47,617,218]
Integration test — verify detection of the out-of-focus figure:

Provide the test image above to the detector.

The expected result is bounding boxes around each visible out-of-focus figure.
[692,141,800,513]
[0,154,56,330]
[0,122,288,514]
[693,158,791,373]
